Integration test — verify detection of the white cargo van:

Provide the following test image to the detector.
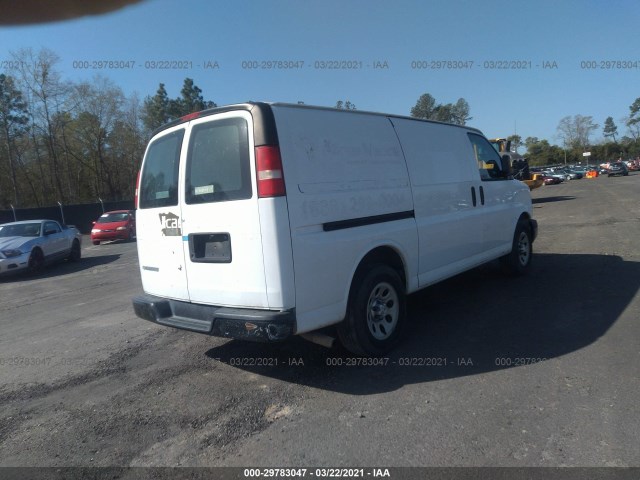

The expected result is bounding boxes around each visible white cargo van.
[133,102,537,356]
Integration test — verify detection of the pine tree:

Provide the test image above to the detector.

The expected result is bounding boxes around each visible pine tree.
[0,74,29,205]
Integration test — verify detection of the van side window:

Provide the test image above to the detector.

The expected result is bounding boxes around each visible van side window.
[139,130,185,209]
[467,133,505,181]
[185,117,252,204]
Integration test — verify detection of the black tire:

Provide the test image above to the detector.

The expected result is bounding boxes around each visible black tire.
[28,248,45,275]
[68,239,81,262]
[92,240,100,246]
[338,264,406,357]
[500,220,533,276]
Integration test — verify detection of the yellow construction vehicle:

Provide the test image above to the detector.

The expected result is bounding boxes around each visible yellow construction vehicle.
[489,138,543,190]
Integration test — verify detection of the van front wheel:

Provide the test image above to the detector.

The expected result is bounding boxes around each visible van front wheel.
[338,264,406,357]
[500,220,532,275]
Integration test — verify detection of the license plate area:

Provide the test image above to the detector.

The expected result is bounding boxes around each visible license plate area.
[188,233,232,263]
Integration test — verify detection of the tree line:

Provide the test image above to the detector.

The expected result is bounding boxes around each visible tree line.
[0,48,220,210]
[408,94,640,166]
[515,105,640,166]
[2,48,638,210]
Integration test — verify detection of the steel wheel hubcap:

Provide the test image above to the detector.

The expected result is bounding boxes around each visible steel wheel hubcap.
[366,282,399,340]
[517,232,530,266]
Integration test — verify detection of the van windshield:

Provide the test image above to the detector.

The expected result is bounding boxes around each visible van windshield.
[139,130,185,209]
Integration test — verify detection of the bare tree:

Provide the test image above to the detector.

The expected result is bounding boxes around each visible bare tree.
[108,93,146,200]
[11,48,73,203]
[557,114,599,150]
[72,76,126,199]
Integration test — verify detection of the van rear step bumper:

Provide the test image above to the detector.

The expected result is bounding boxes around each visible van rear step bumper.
[132,294,295,342]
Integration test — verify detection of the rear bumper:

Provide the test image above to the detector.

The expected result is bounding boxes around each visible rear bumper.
[132,294,296,342]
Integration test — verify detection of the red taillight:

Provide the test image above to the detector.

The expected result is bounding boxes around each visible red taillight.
[134,170,141,208]
[256,145,286,197]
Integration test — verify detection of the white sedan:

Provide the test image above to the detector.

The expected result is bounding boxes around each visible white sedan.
[0,220,82,276]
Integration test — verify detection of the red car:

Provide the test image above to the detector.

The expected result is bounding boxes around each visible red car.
[90,210,136,245]
[541,175,563,185]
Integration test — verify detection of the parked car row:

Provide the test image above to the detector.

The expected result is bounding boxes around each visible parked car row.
[0,210,136,277]
[532,167,587,183]
[532,162,633,184]
[601,159,640,171]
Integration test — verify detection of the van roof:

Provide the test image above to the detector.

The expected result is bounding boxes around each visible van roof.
[151,101,483,140]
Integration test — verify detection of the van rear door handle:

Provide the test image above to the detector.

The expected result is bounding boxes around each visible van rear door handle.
[479,186,485,205]
[471,186,477,207]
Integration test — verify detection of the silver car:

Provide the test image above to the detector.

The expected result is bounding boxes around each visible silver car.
[0,220,82,276]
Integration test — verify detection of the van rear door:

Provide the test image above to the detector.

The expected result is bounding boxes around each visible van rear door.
[179,111,269,308]
[137,126,190,300]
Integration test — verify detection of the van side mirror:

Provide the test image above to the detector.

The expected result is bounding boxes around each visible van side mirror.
[500,155,512,175]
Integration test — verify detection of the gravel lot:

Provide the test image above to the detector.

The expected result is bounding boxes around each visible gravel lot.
[1,173,639,471]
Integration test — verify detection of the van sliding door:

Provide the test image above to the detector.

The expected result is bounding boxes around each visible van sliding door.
[388,118,485,286]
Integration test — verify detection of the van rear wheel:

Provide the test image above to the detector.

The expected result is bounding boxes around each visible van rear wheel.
[338,264,406,357]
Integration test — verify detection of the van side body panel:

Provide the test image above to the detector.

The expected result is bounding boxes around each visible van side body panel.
[256,196,296,310]
[271,106,419,334]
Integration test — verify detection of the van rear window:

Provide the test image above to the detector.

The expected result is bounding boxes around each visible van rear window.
[185,117,252,204]
[139,130,185,209]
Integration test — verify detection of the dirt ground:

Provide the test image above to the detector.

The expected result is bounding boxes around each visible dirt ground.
[1,174,639,474]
